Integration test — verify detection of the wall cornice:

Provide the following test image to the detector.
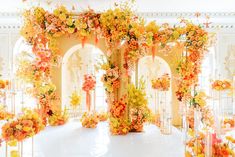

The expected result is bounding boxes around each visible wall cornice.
[0,12,235,30]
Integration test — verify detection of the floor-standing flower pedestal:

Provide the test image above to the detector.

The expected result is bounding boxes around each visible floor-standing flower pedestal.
[159,91,172,135]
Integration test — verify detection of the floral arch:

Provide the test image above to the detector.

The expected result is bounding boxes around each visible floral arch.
[11,4,209,137]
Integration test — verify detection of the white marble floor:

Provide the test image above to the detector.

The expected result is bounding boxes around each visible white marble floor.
[1,121,185,157]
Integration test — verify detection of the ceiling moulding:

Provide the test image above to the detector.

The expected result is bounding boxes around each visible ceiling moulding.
[137,12,235,18]
[0,24,235,30]
[0,12,235,18]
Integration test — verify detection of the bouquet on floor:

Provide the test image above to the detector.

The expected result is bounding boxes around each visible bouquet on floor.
[81,112,99,128]
[97,111,108,122]
[109,117,130,135]
[1,109,45,142]
[48,108,68,126]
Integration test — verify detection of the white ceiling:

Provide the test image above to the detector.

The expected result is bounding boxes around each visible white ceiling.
[1,0,235,13]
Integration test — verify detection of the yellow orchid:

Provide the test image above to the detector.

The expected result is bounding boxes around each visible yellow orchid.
[70,91,81,108]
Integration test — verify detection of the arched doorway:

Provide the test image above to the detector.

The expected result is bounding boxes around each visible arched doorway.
[62,44,107,113]
[137,56,172,117]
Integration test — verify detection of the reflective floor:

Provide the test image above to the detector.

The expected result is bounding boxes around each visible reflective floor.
[1,121,185,157]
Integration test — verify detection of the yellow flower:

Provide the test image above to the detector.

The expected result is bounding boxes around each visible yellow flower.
[23,126,31,132]
[8,140,17,147]
[70,91,81,108]
[10,150,20,157]
[16,124,22,130]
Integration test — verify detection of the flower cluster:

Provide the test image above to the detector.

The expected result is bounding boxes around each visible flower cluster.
[0,105,14,121]
[190,91,207,108]
[101,62,120,93]
[69,91,81,109]
[128,79,150,132]
[100,7,134,49]
[151,74,170,91]
[0,79,9,89]
[186,132,235,157]
[223,118,235,129]
[109,97,129,135]
[212,80,232,91]
[48,109,68,126]
[128,79,148,108]
[129,107,150,132]
[81,112,99,128]
[97,112,108,122]
[82,74,96,92]
[109,117,130,135]
[1,109,45,142]
[110,98,126,118]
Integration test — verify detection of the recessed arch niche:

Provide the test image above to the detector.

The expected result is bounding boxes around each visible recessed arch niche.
[61,43,107,111]
[137,56,172,116]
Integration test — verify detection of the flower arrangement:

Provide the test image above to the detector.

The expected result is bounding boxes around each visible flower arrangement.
[97,112,108,122]
[0,105,14,121]
[212,80,232,91]
[82,74,96,92]
[128,79,149,132]
[82,74,96,111]
[129,107,150,132]
[128,79,148,108]
[151,74,170,91]
[0,79,9,89]
[48,109,68,126]
[190,91,208,108]
[1,109,45,142]
[186,132,235,157]
[223,118,235,128]
[81,112,99,128]
[69,91,81,109]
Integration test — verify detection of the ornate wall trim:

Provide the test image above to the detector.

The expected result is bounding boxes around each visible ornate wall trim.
[0,12,235,30]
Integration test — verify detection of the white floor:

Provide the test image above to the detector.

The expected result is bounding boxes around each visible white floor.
[1,121,185,157]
